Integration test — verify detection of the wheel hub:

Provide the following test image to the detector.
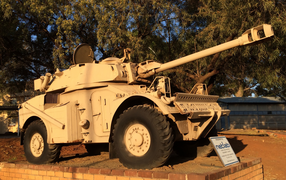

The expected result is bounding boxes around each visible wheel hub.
[125,124,151,156]
[131,132,143,147]
[30,133,44,157]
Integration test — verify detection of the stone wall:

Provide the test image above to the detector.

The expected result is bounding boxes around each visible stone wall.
[0,158,263,180]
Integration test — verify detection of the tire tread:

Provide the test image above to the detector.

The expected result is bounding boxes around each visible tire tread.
[113,105,173,169]
[24,120,61,164]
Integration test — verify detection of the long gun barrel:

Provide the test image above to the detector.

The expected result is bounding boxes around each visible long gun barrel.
[137,24,274,78]
[34,24,274,92]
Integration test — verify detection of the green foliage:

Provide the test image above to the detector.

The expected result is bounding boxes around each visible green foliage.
[0,0,286,99]
[180,0,286,98]
[0,1,56,98]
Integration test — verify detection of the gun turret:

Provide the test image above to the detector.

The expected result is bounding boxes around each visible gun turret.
[135,24,274,79]
[34,24,273,93]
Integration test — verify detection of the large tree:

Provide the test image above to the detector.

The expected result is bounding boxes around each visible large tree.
[175,0,286,98]
[0,1,57,97]
[0,0,189,92]
[1,0,286,100]
[1,0,185,64]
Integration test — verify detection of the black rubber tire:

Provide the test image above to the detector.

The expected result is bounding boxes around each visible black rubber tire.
[174,127,217,158]
[113,105,174,169]
[24,120,61,164]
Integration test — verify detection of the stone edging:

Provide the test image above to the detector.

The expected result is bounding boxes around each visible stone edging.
[0,158,263,180]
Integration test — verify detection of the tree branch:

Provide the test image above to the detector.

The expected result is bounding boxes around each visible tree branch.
[196,69,219,83]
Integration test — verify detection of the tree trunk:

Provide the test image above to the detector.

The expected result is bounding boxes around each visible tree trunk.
[235,85,244,97]
[206,71,218,94]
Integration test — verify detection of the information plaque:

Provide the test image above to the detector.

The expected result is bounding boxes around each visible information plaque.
[209,136,239,166]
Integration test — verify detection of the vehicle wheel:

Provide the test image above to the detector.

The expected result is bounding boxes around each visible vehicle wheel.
[113,105,173,169]
[174,127,217,158]
[24,120,61,164]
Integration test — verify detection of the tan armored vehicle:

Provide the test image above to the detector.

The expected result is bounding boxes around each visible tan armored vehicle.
[19,24,273,169]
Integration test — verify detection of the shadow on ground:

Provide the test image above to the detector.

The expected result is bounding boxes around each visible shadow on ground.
[56,136,248,168]
[166,136,248,166]
[225,136,248,154]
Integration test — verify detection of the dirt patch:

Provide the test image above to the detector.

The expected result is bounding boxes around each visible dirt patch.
[224,134,286,180]
[0,133,285,180]
[0,137,26,162]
